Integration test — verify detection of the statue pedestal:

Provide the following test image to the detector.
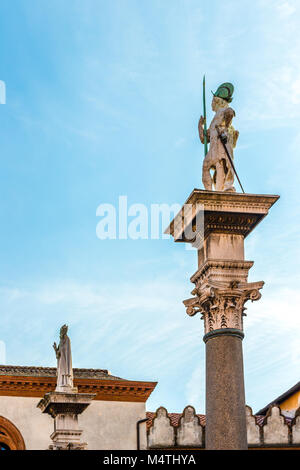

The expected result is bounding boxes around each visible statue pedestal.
[166,189,279,450]
[37,391,95,450]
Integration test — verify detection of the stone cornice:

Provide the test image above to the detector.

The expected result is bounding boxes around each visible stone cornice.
[165,190,279,242]
[190,260,254,284]
[183,189,279,213]
[38,391,96,417]
[0,375,157,403]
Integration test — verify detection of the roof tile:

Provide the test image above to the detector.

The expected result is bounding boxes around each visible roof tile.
[0,365,123,381]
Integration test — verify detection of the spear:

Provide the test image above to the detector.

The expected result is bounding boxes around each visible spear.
[203,75,208,157]
[216,126,245,194]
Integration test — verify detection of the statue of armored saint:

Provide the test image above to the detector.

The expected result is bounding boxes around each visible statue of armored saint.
[53,324,75,392]
[198,83,239,192]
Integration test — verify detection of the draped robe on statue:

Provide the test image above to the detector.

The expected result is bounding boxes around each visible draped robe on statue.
[56,333,74,391]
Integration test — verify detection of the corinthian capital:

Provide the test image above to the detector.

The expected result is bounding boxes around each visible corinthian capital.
[183,280,264,334]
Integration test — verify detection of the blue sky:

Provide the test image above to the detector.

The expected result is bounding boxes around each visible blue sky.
[0,0,299,414]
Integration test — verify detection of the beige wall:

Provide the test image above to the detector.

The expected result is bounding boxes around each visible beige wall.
[0,396,52,449]
[0,395,147,450]
[81,400,147,450]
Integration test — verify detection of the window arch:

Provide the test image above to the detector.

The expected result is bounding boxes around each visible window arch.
[0,416,25,450]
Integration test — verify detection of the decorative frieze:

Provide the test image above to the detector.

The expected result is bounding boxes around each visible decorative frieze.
[165,190,279,242]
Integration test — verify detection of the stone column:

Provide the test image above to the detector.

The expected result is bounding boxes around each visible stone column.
[165,190,279,450]
[205,332,247,449]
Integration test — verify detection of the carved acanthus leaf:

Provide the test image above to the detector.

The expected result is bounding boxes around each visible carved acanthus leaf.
[183,280,264,333]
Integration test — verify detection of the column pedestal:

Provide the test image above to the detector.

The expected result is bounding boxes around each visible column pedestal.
[37,391,95,450]
[165,189,279,450]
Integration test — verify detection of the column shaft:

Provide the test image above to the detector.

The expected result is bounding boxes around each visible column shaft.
[205,334,247,450]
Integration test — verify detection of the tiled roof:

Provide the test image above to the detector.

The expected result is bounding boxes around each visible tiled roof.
[256,381,300,416]
[146,412,206,430]
[0,365,124,381]
[0,366,157,402]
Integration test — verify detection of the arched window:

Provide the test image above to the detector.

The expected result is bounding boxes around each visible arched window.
[0,442,11,450]
[0,416,25,450]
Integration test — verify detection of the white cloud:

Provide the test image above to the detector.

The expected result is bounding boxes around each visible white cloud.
[276,0,296,17]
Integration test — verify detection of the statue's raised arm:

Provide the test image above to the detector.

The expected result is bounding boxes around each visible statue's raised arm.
[53,342,60,359]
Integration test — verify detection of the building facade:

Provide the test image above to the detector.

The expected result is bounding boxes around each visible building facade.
[0,364,299,450]
[0,365,156,450]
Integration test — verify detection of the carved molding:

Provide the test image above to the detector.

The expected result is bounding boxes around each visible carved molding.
[191,260,254,284]
[203,211,260,238]
[0,375,157,403]
[0,415,26,450]
[165,190,280,240]
[185,190,280,213]
[183,279,264,334]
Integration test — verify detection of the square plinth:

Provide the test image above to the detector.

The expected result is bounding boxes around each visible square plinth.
[37,391,96,418]
[165,189,279,243]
